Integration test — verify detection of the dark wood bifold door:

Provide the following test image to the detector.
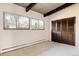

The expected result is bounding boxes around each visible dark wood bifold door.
[51,17,75,46]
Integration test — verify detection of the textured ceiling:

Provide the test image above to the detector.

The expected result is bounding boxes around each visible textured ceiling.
[15,3,64,14]
[15,3,30,7]
[32,3,64,14]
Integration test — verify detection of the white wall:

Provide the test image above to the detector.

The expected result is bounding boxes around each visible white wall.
[0,3,50,51]
[47,4,79,47]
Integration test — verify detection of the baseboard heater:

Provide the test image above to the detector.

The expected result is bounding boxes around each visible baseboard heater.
[1,39,48,53]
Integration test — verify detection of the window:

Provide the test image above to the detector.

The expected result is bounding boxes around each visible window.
[4,12,45,30]
[31,19,45,30]
[4,12,30,30]
[4,13,16,29]
[38,20,44,29]
[31,19,38,30]
[17,16,29,29]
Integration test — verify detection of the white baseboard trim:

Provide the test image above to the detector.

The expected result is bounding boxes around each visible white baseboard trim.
[1,39,48,53]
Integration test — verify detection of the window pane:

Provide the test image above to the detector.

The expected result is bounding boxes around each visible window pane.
[4,13,16,29]
[31,19,38,29]
[38,20,44,29]
[18,16,29,29]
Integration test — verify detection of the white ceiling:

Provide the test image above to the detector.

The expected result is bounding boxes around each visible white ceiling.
[32,3,64,14]
[15,3,64,14]
[15,3,30,7]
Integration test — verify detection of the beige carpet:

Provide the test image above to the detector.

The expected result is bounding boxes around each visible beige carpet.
[1,41,57,56]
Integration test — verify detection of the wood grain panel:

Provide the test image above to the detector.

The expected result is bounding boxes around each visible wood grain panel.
[51,17,75,46]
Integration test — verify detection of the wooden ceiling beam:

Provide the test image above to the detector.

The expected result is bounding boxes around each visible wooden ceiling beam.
[44,3,75,17]
[26,3,37,12]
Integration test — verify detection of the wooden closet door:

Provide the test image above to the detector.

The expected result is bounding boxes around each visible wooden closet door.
[67,32,75,45]
[67,17,75,46]
[51,21,57,41]
[61,19,68,43]
[51,17,75,46]
[56,20,62,42]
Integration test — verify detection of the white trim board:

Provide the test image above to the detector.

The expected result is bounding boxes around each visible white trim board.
[1,39,48,53]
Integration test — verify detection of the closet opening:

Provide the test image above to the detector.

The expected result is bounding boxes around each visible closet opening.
[51,17,76,46]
